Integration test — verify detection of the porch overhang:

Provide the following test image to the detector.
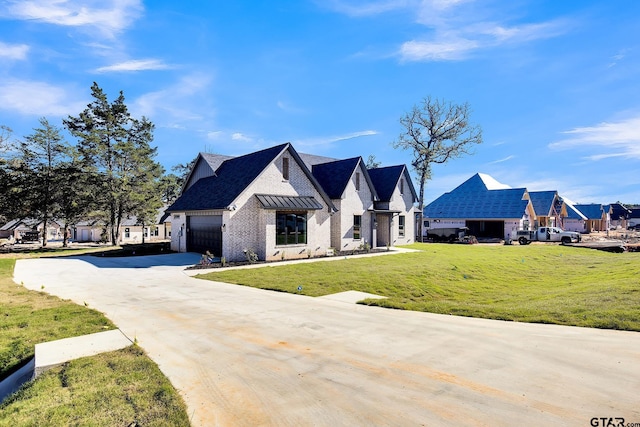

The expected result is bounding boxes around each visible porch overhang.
[256,194,324,211]
[368,209,402,214]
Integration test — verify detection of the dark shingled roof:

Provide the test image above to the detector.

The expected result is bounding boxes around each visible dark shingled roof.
[368,165,413,202]
[312,157,361,199]
[168,144,289,211]
[528,191,557,216]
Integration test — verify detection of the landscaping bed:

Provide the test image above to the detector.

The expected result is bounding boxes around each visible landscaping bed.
[186,247,390,270]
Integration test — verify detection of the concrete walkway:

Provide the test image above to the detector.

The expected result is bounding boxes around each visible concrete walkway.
[13,253,640,427]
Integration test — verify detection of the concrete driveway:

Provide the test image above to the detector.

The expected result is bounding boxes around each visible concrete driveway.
[14,253,640,427]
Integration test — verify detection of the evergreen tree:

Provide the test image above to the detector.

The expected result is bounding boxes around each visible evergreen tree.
[64,83,162,245]
[13,118,69,247]
[57,145,94,247]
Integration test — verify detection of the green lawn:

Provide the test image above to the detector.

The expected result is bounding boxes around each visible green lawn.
[0,256,190,426]
[0,258,114,378]
[0,346,190,426]
[198,243,640,331]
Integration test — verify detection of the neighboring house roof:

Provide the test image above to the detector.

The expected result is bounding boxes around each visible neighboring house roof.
[312,157,378,200]
[168,143,336,213]
[573,203,604,220]
[424,173,529,219]
[609,203,632,220]
[528,191,557,217]
[0,219,22,231]
[560,198,588,220]
[299,153,337,170]
[0,218,58,230]
[368,165,418,202]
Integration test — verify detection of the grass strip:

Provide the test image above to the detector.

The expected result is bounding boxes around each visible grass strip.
[0,258,114,378]
[0,346,190,426]
[0,255,190,426]
[198,243,640,331]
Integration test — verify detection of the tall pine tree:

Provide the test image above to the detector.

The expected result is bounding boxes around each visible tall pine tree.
[64,83,162,245]
[13,118,69,247]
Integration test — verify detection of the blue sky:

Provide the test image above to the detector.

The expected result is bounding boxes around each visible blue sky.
[1,0,639,205]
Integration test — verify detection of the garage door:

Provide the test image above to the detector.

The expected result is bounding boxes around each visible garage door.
[466,220,505,239]
[187,215,222,256]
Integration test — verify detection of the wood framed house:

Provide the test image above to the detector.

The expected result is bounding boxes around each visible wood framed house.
[607,203,632,229]
[167,143,417,261]
[573,204,609,233]
[560,199,588,233]
[528,191,568,228]
[423,173,535,241]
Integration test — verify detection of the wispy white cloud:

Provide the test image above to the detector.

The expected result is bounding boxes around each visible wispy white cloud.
[399,38,477,61]
[328,1,570,62]
[549,116,640,160]
[0,41,30,60]
[0,79,85,116]
[1,0,143,37]
[488,155,514,164]
[399,18,568,62]
[231,132,252,142]
[320,0,413,17]
[293,130,378,147]
[132,72,214,122]
[94,58,172,73]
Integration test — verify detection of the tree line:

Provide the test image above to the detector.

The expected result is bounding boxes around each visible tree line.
[0,83,185,247]
[1,86,488,247]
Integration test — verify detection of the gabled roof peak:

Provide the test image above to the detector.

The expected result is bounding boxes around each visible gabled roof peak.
[477,173,511,190]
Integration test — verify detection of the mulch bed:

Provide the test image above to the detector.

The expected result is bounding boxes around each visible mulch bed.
[186,248,390,270]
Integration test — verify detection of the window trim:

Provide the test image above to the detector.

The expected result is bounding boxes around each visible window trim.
[398,215,405,237]
[276,211,307,246]
[282,157,290,181]
[353,214,362,240]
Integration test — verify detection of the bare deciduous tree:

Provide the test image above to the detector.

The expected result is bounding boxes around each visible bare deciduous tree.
[394,96,482,240]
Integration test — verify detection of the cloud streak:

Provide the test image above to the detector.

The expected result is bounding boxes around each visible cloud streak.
[1,0,143,37]
[0,41,29,60]
[94,58,171,73]
[294,130,379,147]
[0,79,85,116]
[324,1,569,62]
[549,116,640,160]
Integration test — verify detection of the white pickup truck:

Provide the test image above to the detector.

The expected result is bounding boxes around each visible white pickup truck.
[516,227,581,245]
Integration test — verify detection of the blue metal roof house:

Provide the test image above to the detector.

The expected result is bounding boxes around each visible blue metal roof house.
[573,203,610,232]
[423,173,535,240]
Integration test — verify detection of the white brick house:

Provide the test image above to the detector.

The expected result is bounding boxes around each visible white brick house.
[167,143,417,261]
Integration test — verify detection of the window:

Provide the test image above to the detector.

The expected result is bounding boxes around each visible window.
[353,215,362,239]
[282,157,290,180]
[423,220,430,228]
[144,228,149,237]
[400,178,404,195]
[355,172,360,191]
[276,212,307,245]
[124,227,130,238]
[398,215,405,237]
